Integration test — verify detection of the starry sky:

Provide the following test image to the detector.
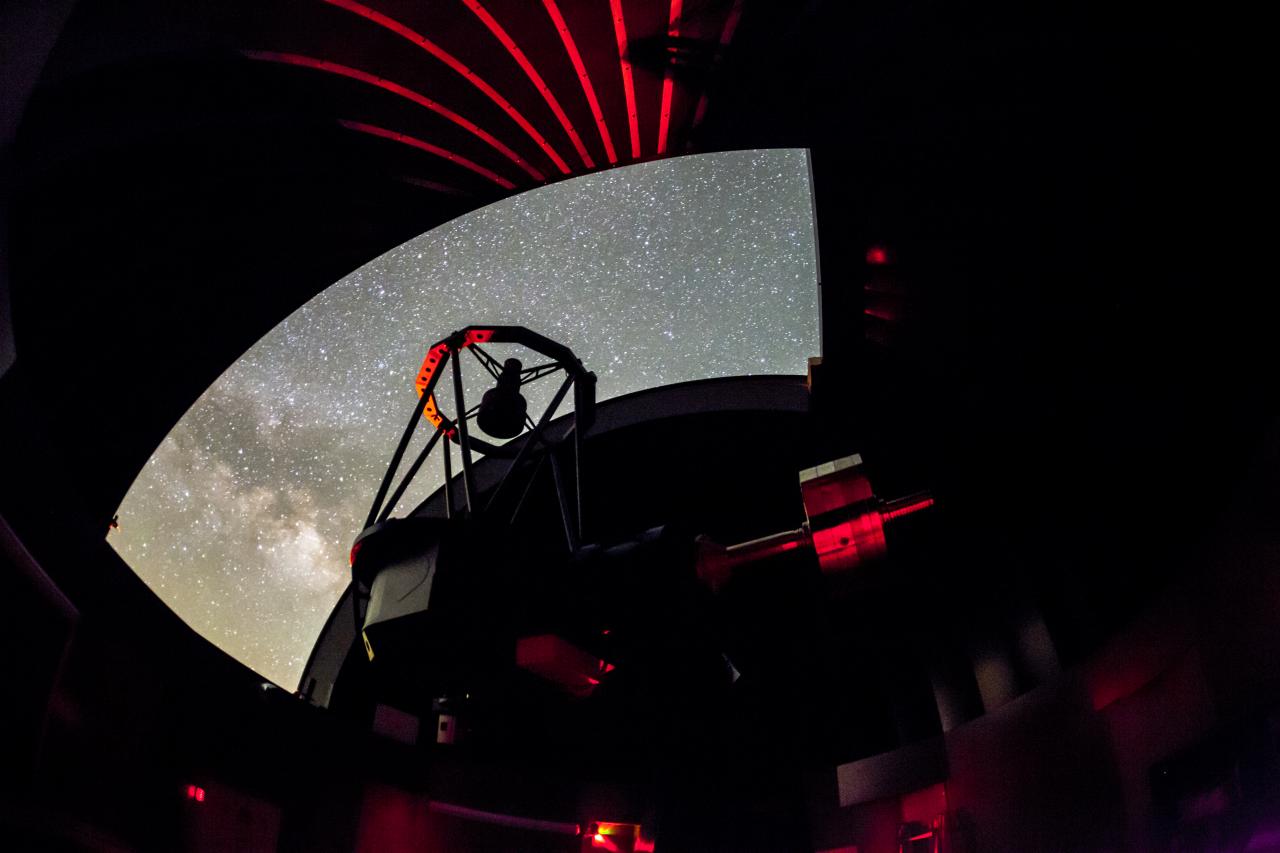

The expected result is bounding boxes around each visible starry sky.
[108,149,820,688]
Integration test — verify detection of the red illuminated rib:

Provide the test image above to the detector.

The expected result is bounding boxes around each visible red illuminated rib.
[609,0,641,158]
[540,0,617,164]
[323,0,570,174]
[691,0,744,131]
[242,50,541,182]
[656,0,683,155]
[460,0,594,171]
[339,120,516,189]
[398,175,468,196]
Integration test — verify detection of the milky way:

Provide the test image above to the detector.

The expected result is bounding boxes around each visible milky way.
[108,150,819,688]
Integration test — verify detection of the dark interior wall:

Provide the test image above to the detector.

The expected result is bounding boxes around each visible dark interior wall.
[0,0,77,376]
[808,421,1280,853]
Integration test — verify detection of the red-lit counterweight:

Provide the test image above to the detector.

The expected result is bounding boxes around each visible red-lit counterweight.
[697,453,932,590]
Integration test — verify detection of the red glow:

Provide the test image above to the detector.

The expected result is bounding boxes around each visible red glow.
[811,512,886,574]
[609,0,641,158]
[339,120,516,190]
[540,0,615,165]
[416,341,452,428]
[459,0,590,172]
[656,0,683,155]
[881,497,935,522]
[909,831,934,842]
[462,328,495,346]
[322,0,569,174]
[186,785,206,802]
[349,540,363,567]
[586,822,639,850]
[242,51,541,182]
[398,175,467,196]
[691,0,744,130]
[866,246,889,265]
[517,634,610,696]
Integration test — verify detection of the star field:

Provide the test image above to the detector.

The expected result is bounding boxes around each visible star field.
[108,150,819,688]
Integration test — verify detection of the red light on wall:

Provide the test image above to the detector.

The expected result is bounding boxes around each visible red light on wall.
[609,0,641,159]
[866,246,890,265]
[690,0,744,132]
[323,0,571,174]
[656,0,683,155]
[541,0,615,165]
[459,0,593,172]
[242,51,541,182]
[338,120,516,190]
[186,785,206,802]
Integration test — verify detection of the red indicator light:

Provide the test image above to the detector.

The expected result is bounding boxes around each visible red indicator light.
[186,785,206,802]
[349,539,363,567]
[866,246,889,265]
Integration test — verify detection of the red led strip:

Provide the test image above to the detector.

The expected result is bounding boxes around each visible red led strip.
[540,0,616,165]
[243,50,541,182]
[609,0,641,159]
[691,0,744,131]
[656,0,683,155]
[339,120,516,189]
[323,0,570,175]
[459,0,594,171]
